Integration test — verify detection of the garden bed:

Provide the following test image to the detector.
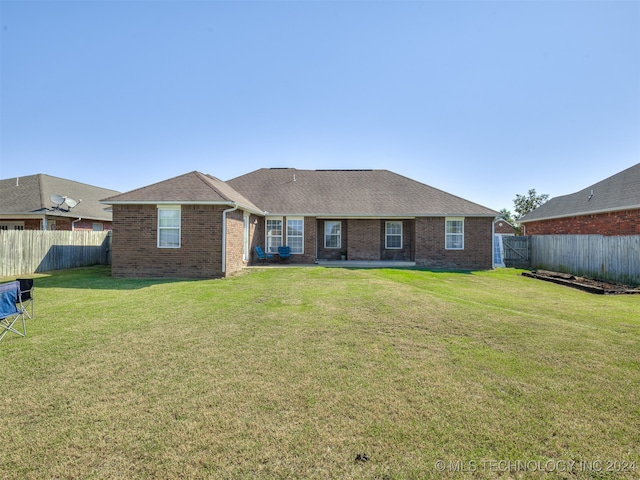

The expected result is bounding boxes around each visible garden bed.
[523,270,640,295]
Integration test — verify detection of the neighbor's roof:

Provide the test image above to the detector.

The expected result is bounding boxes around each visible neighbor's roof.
[519,163,640,223]
[101,171,262,214]
[227,168,498,216]
[0,174,120,221]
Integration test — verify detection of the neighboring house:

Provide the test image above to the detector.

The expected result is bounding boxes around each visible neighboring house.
[102,169,499,278]
[519,163,640,235]
[0,174,119,231]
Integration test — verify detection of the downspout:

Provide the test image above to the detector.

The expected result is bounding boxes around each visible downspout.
[72,217,82,231]
[221,204,238,275]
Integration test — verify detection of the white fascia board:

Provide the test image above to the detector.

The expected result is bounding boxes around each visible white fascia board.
[519,205,640,223]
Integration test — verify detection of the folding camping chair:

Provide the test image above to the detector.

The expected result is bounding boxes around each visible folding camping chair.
[17,279,34,320]
[0,281,27,342]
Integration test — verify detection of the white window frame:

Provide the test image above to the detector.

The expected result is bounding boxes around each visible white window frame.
[0,221,25,231]
[158,205,181,248]
[266,217,283,254]
[286,217,304,254]
[92,223,104,231]
[385,221,403,249]
[445,217,464,250]
[324,221,341,249]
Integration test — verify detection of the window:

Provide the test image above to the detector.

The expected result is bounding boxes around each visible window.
[92,223,104,231]
[324,221,341,248]
[266,218,282,253]
[385,221,402,249]
[0,222,24,231]
[286,218,304,254]
[158,206,181,248]
[445,217,464,250]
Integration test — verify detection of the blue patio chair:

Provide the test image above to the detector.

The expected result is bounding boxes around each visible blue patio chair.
[0,281,27,343]
[255,246,273,264]
[278,245,291,262]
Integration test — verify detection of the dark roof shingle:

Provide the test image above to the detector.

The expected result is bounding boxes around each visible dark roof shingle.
[102,171,262,213]
[227,168,497,216]
[0,174,120,221]
[520,163,640,223]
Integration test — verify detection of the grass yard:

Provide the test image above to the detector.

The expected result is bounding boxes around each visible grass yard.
[1,266,639,479]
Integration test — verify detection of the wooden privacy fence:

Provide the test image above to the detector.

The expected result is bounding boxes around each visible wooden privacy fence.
[530,234,640,286]
[503,236,531,269]
[0,230,111,277]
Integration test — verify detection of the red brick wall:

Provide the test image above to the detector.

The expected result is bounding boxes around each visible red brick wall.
[225,209,245,276]
[494,220,516,235]
[111,204,225,278]
[415,217,493,269]
[524,209,640,236]
[347,219,381,260]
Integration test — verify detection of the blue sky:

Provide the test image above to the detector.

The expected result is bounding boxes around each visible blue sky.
[1,0,638,212]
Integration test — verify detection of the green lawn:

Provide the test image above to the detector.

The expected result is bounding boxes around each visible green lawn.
[1,266,639,479]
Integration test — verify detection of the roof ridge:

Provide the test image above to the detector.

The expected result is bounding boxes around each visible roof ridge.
[197,172,235,202]
[36,173,46,209]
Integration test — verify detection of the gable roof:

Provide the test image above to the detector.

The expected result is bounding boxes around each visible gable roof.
[519,163,640,223]
[227,168,498,216]
[101,171,262,214]
[0,174,120,221]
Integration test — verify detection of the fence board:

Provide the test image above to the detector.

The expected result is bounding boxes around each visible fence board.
[503,236,531,268]
[0,230,111,277]
[530,234,640,285]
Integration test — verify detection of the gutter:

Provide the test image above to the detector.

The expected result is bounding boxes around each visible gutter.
[102,200,264,217]
[221,203,239,274]
[72,217,82,231]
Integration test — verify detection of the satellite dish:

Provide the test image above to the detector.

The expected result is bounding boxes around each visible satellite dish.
[50,194,65,206]
[64,197,80,208]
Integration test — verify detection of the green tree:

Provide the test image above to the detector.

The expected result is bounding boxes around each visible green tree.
[513,189,549,221]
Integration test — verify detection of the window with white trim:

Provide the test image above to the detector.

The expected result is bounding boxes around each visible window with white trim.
[385,221,402,249]
[266,218,283,254]
[445,217,464,250]
[324,221,341,248]
[158,206,181,248]
[286,218,304,254]
[0,222,25,231]
[92,223,104,231]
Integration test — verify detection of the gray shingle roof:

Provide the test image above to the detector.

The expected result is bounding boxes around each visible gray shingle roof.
[227,168,498,216]
[102,171,262,213]
[519,163,640,223]
[0,174,120,221]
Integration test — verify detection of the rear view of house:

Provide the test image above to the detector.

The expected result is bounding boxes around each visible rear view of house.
[102,168,499,278]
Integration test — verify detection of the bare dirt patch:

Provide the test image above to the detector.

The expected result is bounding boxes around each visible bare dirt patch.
[523,270,640,295]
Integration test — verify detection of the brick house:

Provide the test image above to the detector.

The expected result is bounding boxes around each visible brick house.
[102,169,499,278]
[519,163,640,236]
[0,174,119,231]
